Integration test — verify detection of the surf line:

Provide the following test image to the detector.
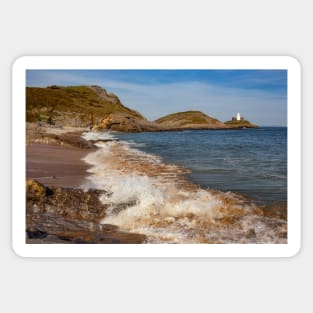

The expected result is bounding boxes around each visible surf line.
[80,131,287,244]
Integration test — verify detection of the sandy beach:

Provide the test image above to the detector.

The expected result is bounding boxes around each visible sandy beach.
[25,126,146,244]
[27,143,91,188]
[25,125,287,244]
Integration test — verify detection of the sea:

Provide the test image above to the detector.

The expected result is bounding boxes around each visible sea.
[81,127,287,244]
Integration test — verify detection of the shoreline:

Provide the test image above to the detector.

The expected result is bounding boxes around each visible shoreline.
[25,125,287,244]
[83,132,287,243]
[25,125,147,244]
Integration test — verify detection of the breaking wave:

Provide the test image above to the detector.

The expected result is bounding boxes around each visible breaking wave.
[81,131,287,244]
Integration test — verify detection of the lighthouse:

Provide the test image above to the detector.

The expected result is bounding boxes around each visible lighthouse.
[236,112,241,121]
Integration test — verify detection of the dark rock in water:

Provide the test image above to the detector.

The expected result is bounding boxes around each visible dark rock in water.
[26,179,146,244]
[88,138,119,144]
[26,212,145,244]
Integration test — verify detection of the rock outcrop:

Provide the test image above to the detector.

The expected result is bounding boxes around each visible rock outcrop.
[26,125,95,148]
[26,179,146,244]
[224,119,259,129]
[94,112,162,132]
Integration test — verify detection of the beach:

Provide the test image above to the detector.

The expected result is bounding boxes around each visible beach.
[26,125,147,244]
[27,143,91,188]
[26,124,287,244]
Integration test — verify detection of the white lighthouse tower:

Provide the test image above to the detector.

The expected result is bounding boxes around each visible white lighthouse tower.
[236,112,241,121]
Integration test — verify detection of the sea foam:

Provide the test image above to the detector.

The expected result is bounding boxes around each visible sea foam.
[81,131,287,244]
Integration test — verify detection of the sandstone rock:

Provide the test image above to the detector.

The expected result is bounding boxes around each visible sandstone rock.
[94,112,162,132]
[26,179,108,221]
[26,179,147,244]
[27,212,145,244]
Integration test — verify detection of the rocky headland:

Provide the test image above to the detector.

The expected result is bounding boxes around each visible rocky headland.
[27,85,258,131]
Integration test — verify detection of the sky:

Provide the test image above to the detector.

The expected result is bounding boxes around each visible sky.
[26,69,287,126]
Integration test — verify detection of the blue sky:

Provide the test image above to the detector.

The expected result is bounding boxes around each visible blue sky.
[26,69,287,126]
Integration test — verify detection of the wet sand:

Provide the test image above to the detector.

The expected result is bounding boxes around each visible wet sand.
[27,143,92,188]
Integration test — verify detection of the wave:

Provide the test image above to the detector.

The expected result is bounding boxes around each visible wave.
[81,131,287,244]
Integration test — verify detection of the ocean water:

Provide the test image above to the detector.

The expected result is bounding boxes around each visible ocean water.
[81,128,287,244]
[114,127,287,205]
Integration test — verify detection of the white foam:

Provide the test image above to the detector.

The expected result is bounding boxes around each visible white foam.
[81,137,221,241]
[81,131,117,142]
[80,132,287,244]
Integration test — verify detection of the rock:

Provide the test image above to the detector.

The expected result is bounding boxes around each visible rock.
[224,119,259,129]
[26,179,49,198]
[27,179,109,221]
[26,179,147,244]
[95,112,162,132]
[27,212,145,244]
[26,124,94,149]
[54,132,94,148]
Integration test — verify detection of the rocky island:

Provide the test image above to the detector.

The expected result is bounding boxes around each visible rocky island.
[155,110,227,130]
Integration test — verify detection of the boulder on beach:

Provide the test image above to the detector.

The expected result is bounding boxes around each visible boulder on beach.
[26,179,147,244]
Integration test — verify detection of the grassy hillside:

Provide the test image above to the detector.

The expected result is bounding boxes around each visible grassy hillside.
[26,85,143,126]
[155,111,226,129]
[26,86,258,131]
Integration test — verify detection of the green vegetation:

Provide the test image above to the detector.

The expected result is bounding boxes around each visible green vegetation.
[155,110,224,126]
[26,86,258,130]
[26,85,143,125]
